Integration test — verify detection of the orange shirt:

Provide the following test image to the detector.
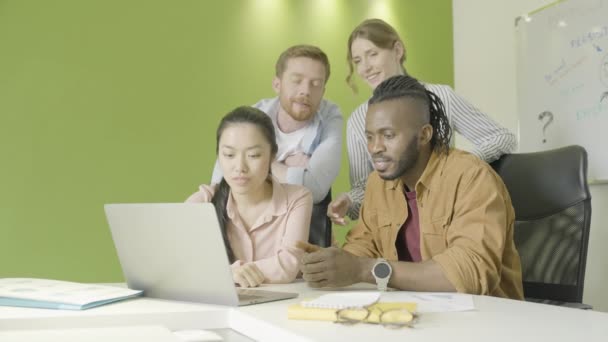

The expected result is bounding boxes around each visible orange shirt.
[186,177,312,283]
[343,149,524,299]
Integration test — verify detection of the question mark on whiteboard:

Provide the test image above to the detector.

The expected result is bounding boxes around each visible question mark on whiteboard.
[538,111,554,144]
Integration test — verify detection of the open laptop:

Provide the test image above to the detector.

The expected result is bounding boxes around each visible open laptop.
[104,203,298,306]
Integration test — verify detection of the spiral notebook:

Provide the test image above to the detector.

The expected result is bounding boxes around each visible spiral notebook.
[301,292,381,309]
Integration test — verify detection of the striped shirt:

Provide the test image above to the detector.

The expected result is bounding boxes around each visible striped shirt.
[346,83,517,219]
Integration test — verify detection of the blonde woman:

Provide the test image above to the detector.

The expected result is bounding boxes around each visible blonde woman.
[328,19,517,224]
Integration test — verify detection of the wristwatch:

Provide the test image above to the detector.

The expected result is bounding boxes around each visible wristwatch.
[372,258,392,291]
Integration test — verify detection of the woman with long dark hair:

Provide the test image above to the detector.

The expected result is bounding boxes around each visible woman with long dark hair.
[187,106,312,288]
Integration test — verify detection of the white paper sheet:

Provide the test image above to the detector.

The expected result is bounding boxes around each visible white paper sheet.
[380,291,475,313]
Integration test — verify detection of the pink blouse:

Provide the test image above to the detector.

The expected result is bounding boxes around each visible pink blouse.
[186,177,312,283]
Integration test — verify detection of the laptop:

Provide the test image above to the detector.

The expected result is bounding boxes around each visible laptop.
[104,203,298,306]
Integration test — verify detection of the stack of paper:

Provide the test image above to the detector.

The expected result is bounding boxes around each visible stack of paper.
[301,292,381,309]
[0,278,142,310]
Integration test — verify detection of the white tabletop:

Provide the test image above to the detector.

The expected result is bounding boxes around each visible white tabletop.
[245,282,608,341]
[1,281,608,342]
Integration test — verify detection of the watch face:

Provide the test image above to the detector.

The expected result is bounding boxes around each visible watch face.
[374,262,390,278]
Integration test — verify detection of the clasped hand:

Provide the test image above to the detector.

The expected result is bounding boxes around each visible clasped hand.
[297,241,362,288]
[284,152,310,168]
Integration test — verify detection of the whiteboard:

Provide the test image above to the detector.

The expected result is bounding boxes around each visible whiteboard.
[516,0,608,182]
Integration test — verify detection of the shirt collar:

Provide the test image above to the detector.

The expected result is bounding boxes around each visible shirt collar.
[417,150,448,192]
[225,175,288,221]
[382,149,448,193]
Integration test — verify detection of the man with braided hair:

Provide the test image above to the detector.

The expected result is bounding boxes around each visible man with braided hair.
[298,75,523,299]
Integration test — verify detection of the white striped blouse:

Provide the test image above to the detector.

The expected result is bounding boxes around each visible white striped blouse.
[345,83,517,219]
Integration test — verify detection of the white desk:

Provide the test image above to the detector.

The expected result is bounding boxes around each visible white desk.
[1,281,608,342]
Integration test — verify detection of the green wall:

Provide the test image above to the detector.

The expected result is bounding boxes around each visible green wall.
[0,0,453,282]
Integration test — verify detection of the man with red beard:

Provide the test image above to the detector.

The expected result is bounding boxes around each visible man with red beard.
[298,75,523,299]
[211,45,342,246]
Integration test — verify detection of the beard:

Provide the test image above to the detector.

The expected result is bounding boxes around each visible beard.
[279,95,317,122]
[377,134,419,181]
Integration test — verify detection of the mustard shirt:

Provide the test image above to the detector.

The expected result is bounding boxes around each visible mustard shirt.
[343,149,524,299]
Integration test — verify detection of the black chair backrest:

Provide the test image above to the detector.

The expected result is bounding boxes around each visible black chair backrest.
[490,145,592,303]
[309,190,332,247]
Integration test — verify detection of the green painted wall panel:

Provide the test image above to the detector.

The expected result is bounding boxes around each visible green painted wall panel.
[0,0,453,282]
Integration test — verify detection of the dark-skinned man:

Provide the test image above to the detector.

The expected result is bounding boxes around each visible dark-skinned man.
[298,75,523,299]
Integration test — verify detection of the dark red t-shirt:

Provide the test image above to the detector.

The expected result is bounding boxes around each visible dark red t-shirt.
[395,189,422,262]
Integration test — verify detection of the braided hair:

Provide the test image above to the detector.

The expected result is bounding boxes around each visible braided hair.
[212,106,278,262]
[368,75,452,155]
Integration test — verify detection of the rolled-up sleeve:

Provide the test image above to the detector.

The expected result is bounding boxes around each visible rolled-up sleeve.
[443,85,517,162]
[253,188,313,283]
[286,103,342,203]
[345,105,373,220]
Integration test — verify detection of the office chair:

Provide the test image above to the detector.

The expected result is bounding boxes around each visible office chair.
[490,145,592,309]
[309,190,332,247]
